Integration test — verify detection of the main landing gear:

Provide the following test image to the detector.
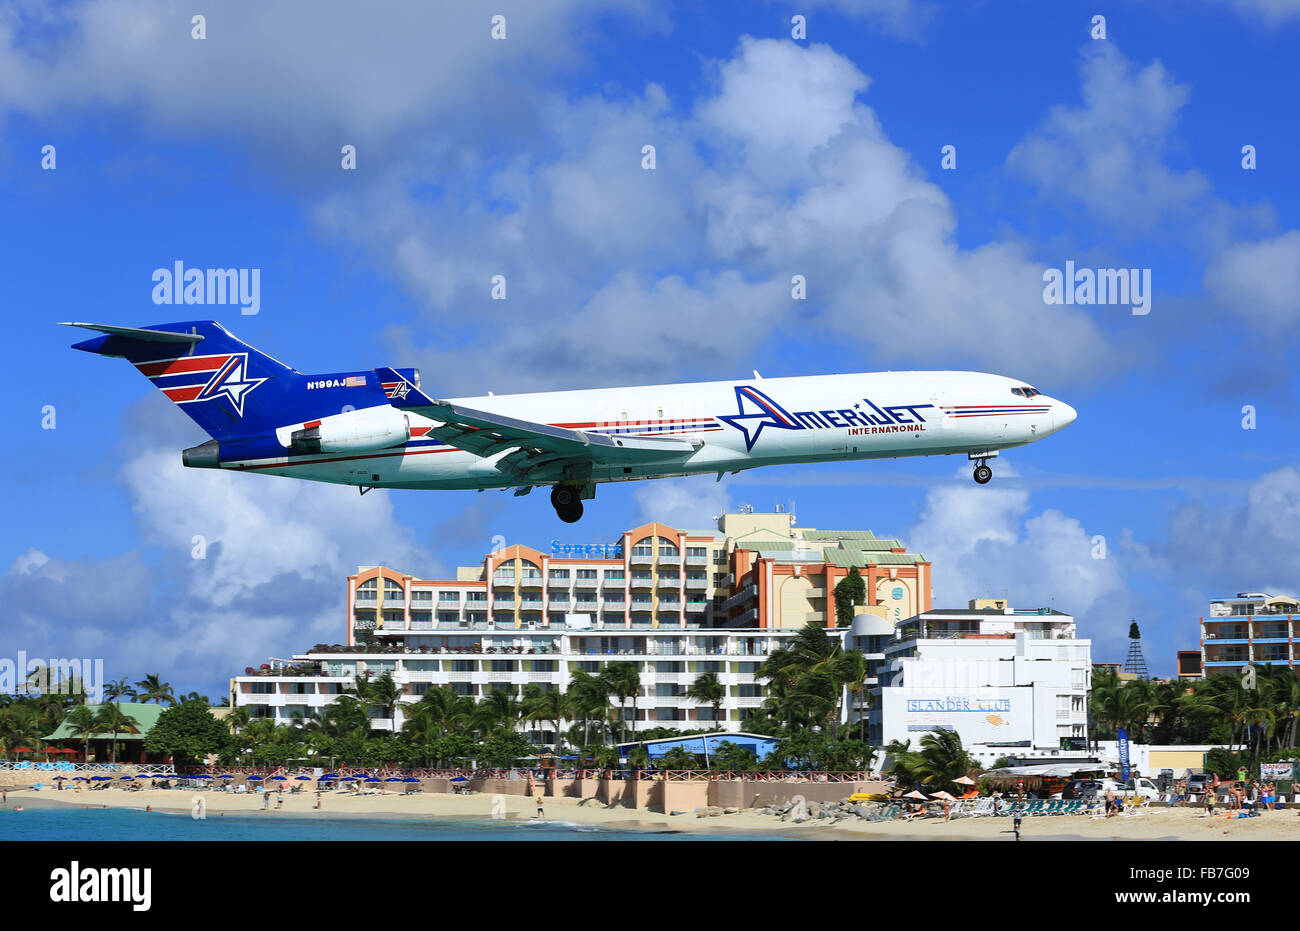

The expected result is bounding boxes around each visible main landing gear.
[550,485,584,523]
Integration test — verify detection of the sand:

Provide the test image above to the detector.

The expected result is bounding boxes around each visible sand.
[7,786,1298,840]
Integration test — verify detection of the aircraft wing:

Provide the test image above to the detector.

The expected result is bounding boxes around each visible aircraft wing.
[374,368,702,480]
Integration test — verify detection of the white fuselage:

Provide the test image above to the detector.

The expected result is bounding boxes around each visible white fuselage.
[224,370,1076,489]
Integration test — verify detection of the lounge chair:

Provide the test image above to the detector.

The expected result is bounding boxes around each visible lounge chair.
[965,798,995,818]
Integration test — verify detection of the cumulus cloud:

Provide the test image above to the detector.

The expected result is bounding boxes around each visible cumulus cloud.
[1006,43,1209,230]
[633,476,731,529]
[908,484,1138,657]
[1204,231,1300,325]
[0,437,439,696]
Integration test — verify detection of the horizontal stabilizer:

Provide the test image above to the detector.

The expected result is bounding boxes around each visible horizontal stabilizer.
[58,322,205,344]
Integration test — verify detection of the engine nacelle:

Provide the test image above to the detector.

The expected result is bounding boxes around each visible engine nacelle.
[286,408,411,454]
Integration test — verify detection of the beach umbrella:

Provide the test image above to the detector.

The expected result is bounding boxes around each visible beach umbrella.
[247,775,262,781]
[73,776,88,782]
[53,775,67,780]
[930,791,956,801]
[340,775,359,781]
[320,773,337,780]
[295,775,312,781]
[954,776,976,785]
[904,790,928,800]
[385,777,404,782]
[450,776,468,782]
[404,777,420,783]
[364,777,380,782]
[12,747,33,754]
[269,775,287,781]
[119,775,135,780]
[192,774,212,779]
[217,774,235,780]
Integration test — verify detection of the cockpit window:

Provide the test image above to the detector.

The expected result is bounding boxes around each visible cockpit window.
[1012,386,1040,398]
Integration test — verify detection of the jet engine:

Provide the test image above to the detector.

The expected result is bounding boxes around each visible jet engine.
[288,407,411,453]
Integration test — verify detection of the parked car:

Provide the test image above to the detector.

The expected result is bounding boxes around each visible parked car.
[1186,773,1211,794]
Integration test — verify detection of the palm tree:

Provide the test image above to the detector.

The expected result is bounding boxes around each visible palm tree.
[361,672,402,729]
[522,684,568,753]
[64,705,101,762]
[92,703,140,764]
[686,671,726,729]
[134,674,175,705]
[103,677,136,702]
[600,662,642,745]
[474,687,522,736]
[912,729,974,790]
[566,671,608,748]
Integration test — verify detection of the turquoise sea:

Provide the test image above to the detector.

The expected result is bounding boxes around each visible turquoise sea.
[0,806,798,841]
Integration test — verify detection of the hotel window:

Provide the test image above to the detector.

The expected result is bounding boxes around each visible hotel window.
[657,539,679,555]
[631,543,653,556]
[383,610,404,623]
[576,569,598,580]
[631,571,653,583]
[450,683,474,696]
[356,579,377,600]
[686,547,707,558]
[606,569,625,580]
[451,660,476,672]
[411,590,433,602]
[575,593,597,605]
[531,660,558,672]
[605,593,626,604]
[493,568,515,582]
[436,591,459,602]
[384,581,404,599]
[490,660,517,672]
[686,570,707,581]
[655,662,683,673]
[466,592,487,602]
[737,684,761,698]
[520,566,542,581]
[631,594,652,605]
[549,569,570,580]
[520,593,543,604]
[572,661,602,672]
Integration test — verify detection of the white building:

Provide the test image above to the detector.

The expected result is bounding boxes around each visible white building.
[846,599,1092,766]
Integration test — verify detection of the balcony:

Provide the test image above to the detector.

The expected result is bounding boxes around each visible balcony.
[722,584,757,611]
[519,575,544,588]
[685,555,708,567]
[629,602,654,614]
[548,596,571,608]
[630,553,654,566]
[547,577,570,588]
[657,577,681,590]
[492,598,516,610]
[629,575,655,589]
[409,620,434,631]
[658,599,682,611]
[684,601,707,613]
[685,578,709,590]
[436,599,462,610]
[574,577,599,588]
[658,553,681,566]
[602,578,625,589]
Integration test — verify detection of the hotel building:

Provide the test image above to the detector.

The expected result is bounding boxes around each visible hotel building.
[1200,593,1299,673]
[231,510,931,739]
[844,599,1092,765]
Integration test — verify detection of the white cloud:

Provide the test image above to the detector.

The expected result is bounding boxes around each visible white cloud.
[908,484,1137,655]
[1217,0,1300,25]
[1006,43,1209,230]
[633,476,731,529]
[1204,230,1300,325]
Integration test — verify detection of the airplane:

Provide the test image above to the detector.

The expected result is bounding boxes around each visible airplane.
[62,320,1077,522]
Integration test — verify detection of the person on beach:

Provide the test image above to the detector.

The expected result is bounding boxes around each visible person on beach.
[1105,788,1116,817]
[536,796,545,819]
[314,791,322,810]
[1012,806,1022,841]
[263,791,271,810]
[276,796,284,810]
[2,788,6,804]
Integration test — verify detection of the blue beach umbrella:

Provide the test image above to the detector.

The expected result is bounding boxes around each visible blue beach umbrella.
[450,776,468,782]
[269,775,287,781]
[119,775,135,780]
[364,777,380,783]
[320,773,337,780]
[340,775,359,781]
[385,777,404,782]
[295,775,312,781]
[217,774,235,780]
[404,777,421,783]
[247,775,262,781]
[73,776,88,782]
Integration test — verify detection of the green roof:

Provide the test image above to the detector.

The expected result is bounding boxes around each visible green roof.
[801,530,877,541]
[43,702,166,742]
[737,540,795,551]
[864,553,924,565]
[825,549,868,568]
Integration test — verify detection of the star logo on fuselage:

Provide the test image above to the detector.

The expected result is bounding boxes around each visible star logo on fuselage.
[195,354,267,417]
[718,385,805,452]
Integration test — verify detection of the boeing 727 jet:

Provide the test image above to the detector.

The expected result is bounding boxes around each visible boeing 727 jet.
[63,321,1077,522]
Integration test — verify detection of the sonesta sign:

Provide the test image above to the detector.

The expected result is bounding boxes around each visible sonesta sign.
[550,541,623,558]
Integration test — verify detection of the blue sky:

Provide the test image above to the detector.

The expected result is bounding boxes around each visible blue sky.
[2,0,1299,699]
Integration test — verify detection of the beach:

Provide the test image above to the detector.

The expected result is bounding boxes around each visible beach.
[6,785,1299,840]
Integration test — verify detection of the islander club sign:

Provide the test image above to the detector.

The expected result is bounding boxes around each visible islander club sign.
[551,541,623,558]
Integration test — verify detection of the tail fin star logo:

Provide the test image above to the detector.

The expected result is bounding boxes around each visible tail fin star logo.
[193,353,266,416]
[719,385,803,451]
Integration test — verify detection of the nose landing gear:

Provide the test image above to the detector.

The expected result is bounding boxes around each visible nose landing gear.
[973,462,993,484]
[550,484,585,523]
[968,450,998,485]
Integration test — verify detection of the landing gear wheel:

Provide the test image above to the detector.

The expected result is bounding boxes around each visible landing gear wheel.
[551,485,584,522]
[973,463,993,485]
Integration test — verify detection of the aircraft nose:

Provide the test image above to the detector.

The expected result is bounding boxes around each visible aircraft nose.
[1055,401,1078,431]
